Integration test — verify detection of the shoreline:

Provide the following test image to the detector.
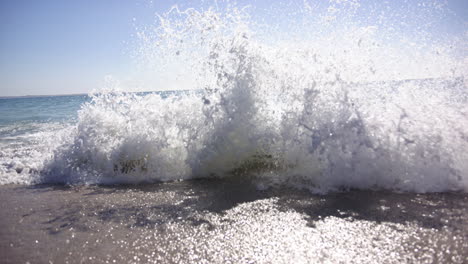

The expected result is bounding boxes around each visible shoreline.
[1,180,467,263]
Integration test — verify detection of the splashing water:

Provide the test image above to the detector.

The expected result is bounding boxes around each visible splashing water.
[3,1,468,193]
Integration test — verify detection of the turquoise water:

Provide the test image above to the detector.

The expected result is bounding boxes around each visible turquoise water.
[0,96,77,183]
[0,95,88,134]
[0,91,201,184]
[0,95,89,183]
[0,95,89,147]
[0,91,188,139]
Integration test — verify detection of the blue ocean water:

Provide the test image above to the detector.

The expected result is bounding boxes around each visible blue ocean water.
[0,91,187,139]
[0,95,88,131]
[0,95,88,182]
[0,91,200,184]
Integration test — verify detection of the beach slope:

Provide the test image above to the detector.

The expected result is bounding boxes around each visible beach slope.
[0,180,467,263]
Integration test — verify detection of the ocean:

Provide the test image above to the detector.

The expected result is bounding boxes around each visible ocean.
[1,1,467,263]
[1,79,467,192]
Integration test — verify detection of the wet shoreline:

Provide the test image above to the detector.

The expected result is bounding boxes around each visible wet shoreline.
[1,180,467,263]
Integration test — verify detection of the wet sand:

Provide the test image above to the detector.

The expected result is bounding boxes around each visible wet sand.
[0,179,467,263]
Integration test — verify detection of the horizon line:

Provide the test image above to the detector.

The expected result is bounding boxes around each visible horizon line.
[0,89,198,99]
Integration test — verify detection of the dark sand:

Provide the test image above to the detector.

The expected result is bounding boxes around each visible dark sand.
[0,179,467,263]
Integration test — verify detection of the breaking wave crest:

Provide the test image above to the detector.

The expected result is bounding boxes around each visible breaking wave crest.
[6,1,468,193]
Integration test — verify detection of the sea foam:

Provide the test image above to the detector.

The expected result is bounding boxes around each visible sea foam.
[2,1,467,193]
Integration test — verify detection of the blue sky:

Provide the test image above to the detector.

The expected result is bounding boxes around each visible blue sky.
[0,0,466,96]
[0,0,175,96]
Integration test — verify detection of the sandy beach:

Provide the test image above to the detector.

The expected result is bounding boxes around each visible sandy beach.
[1,179,466,263]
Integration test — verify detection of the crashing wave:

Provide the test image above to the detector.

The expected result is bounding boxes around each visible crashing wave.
[3,1,468,193]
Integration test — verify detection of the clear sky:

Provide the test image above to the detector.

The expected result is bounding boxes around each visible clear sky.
[0,0,177,96]
[0,0,466,96]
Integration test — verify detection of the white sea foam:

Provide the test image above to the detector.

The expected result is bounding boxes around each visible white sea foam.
[1,1,467,192]
[0,122,72,184]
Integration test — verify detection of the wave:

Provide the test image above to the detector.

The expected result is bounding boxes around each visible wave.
[2,1,468,193]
